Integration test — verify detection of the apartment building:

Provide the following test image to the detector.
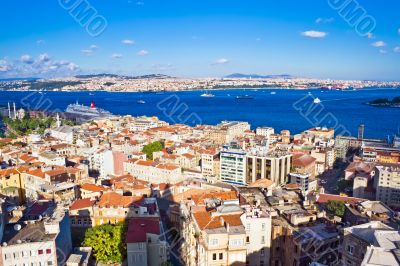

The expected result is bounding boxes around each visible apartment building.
[126,218,169,266]
[246,150,292,185]
[123,159,183,184]
[374,164,400,208]
[201,148,220,179]
[341,221,400,266]
[218,121,251,143]
[0,207,72,266]
[220,145,247,185]
[240,206,272,266]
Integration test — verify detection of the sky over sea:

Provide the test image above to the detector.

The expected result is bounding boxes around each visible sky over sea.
[1,0,400,80]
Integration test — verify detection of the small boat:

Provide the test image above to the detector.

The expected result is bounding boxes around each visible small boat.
[200,93,215,97]
[137,100,146,104]
[89,92,95,96]
[313,98,321,104]
[236,95,254,99]
[270,92,276,95]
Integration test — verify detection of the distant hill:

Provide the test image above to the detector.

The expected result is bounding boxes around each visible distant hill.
[224,73,294,79]
[75,73,172,79]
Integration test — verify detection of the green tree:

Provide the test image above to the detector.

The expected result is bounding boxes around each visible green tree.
[142,141,164,160]
[326,200,346,217]
[83,223,126,264]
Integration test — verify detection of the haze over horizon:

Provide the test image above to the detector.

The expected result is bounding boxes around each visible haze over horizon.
[1,0,400,81]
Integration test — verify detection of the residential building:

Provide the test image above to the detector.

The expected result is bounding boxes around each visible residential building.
[341,221,400,266]
[220,145,247,185]
[246,150,292,185]
[374,164,400,208]
[126,218,169,266]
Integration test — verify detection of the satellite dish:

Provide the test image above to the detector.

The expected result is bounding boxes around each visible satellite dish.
[13,224,21,231]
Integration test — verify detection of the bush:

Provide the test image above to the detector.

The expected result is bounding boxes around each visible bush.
[326,200,346,217]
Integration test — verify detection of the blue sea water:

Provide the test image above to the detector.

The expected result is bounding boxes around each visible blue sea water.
[0,88,399,139]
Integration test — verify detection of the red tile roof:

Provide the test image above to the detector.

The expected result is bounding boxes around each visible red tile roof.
[80,183,108,193]
[316,193,365,204]
[98,192,143,208]
[126,218,161,243]
[70,198,96,211]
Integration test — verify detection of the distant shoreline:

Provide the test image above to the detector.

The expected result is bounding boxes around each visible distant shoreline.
[0,86,399,93]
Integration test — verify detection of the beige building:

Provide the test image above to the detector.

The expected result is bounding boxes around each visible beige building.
[246,151,292,185]
[374,164,400,208]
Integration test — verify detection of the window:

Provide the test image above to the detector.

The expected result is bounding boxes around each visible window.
[38,249,44,255]
[219,253,223,260]
[246,236,250,243]
[47,262,53,266]
[260,248,264,256]
[261,223,266,231]
[347,245,354,255]
[210,238,218,245]
[246,223,250,230]
[46,249,51,254]
[213,253,217,260]
[261,236,265,244]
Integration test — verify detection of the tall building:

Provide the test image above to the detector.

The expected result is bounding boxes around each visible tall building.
[240,206,272,266]
[374,164,400,208]
[220,145,247,185]
[246,150,292,185]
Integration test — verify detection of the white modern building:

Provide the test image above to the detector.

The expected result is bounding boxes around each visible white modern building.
[220,145,246,185]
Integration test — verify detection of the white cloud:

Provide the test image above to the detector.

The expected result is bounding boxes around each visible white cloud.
[137,50,149,56]
[81,45,98,56]
[0,60,12,72]
[81,49,93,56]
[121,39,135,45]
[20,55,34,64]
[212,58,229,65]
[371,41,386,47]
[111,53,122,59]
[315,17,334,24]
[0,54,80,77]
[367,32,374,39]
[301,30,327,38]
[136,1,144,5]
[379,49,387,54]
[38,53,51,62]
[67,62,79,71]
[394,46,400,53]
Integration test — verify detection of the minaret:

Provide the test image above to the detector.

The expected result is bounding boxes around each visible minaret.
[7,102,11,118]
[56,113,61,128]
[13,102,17,120]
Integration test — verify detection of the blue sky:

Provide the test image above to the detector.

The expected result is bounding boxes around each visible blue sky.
[1,0,400,80]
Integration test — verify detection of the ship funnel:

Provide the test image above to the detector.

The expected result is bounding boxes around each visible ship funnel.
[90,101,96,108]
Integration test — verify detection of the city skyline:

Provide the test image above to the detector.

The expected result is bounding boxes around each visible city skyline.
[1,1,400,80]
